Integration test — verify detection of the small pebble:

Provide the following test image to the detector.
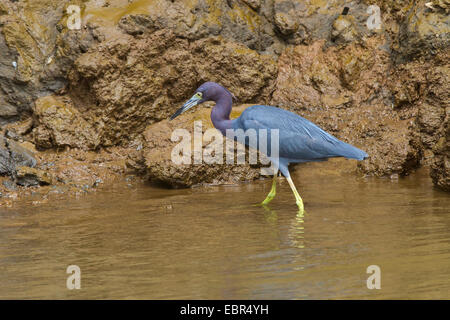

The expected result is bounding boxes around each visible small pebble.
[93,178,103,187]
[2,180,17,191]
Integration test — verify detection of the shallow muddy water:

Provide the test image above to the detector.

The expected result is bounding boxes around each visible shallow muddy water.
[0,162,449,299]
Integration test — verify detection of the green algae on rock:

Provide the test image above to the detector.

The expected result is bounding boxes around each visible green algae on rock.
[397,0,450,61]
[0,0,72,123]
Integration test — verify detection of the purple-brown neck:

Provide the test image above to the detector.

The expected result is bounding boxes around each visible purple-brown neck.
[209,86,233,135]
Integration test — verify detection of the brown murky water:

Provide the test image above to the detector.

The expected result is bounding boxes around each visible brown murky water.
[1,162,449,299]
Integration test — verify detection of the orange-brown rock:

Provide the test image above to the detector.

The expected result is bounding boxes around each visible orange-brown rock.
[32,95,100,150]
[271,38,422,177]
[68,30,277,147]
[1,0,449,193]
[141,104,262,187]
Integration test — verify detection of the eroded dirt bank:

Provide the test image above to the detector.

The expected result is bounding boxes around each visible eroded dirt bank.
[0,0,449,205]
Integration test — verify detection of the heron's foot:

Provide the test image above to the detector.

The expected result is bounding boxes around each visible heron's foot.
[261,177,277,206]
[286,176,305,213]
[261,192,276,206]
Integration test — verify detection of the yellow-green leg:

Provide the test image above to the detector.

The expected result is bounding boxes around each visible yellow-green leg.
[286,176,305,213]
[261,175,277,205]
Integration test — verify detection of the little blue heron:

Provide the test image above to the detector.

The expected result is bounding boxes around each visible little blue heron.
[170,82,368,213]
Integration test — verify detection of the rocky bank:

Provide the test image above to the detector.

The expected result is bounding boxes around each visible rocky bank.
[0,0,449,205]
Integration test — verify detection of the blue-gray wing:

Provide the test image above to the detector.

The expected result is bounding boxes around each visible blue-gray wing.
[233,105,367,161]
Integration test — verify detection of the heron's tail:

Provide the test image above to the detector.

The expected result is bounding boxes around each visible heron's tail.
[336,141,368,161]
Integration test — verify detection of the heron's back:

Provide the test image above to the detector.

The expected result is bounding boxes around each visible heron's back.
[232,105,368,162]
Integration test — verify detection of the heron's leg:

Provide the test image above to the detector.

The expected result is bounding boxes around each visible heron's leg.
[261,175,277,205]
[261,166,278,205]
[286,176,305,213]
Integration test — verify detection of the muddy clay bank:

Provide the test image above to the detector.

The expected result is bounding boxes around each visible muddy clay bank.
[0,125,139,207]
[0,0,449,205]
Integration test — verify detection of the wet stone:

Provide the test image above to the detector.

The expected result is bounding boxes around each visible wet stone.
[2,179,16,191]
[15,167,52,187]
[0,136,36,176]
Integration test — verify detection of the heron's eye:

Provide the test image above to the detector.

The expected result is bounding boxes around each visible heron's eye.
[194,92,203,99]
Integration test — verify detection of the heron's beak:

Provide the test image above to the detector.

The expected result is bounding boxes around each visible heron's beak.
[170,93,202,120]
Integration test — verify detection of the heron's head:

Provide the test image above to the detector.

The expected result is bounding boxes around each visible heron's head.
[170,82,234,120]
